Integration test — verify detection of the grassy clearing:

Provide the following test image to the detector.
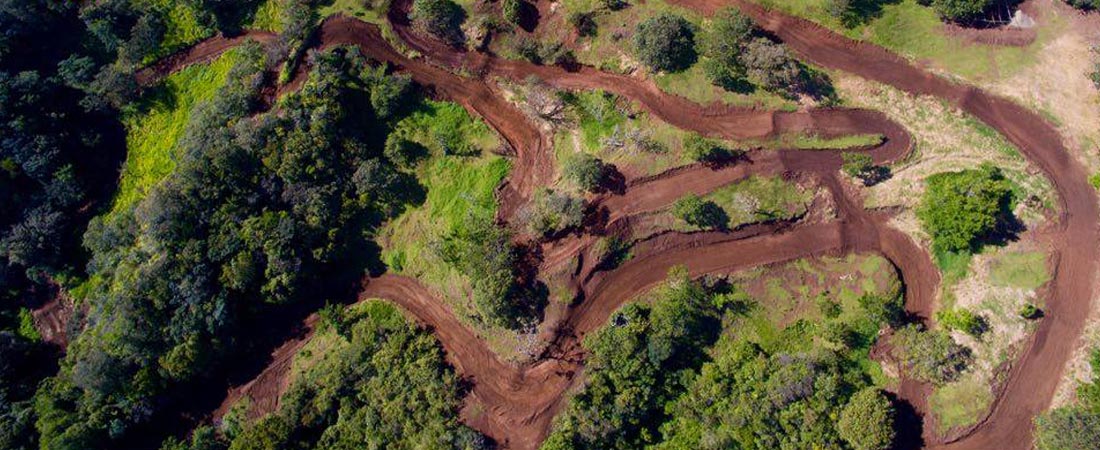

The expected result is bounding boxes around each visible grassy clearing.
[286,299,409,388]
[778,133,885,150]
[753,0,1055,82]
[392,100,501,155]
[929,376,993,430]
[112,50,240,216]
[378,100,513,352]
[988,251,1050,290]
[724,254,900,385]
[701,176,811,228]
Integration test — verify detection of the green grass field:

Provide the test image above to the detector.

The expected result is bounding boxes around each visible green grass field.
[111,50,240,216]
[929,376,993,430]
[753,0,1054,81]
[989,251,1050,290]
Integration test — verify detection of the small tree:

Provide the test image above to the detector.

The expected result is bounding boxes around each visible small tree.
[935,308,986,337]
[633,14,697,72]
[568,11,597,37]
[927,0,993,23]
[410,0,466,46]
[684,134,738,164]
[1066,0,1100,9]
[562,154,605,192]
[672,194,729,230]
[1019,303,1042,320]
[742,37,803,94]
[502,0,524,25]
[892,325,973,384]
[838,388,896,450]
[522,189,585,236]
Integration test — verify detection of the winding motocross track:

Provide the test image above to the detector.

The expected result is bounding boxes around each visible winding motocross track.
[138,2,1098,448]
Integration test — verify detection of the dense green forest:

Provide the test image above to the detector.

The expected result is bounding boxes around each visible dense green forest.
[542,267,902,450]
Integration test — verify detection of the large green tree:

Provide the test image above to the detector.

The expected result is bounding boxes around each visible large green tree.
[633,14,696,72]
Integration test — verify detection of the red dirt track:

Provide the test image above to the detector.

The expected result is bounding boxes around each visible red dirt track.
[139,2,1098,448]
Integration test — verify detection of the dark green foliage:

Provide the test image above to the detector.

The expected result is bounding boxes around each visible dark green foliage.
[437,214,523,327]
[683,134,739,164]
[935,308,986,337]
[1066,0,1100,9]
[917,165,1014,253]
[562,154,606,192]
[384,135,429,169]
[838,388,896,450]
[672,194,729,230]
[698,8,753,91]
[600,0,628,11]
[521,189,585,236]
[926,0,994,22]
[891,325,973,384]
[568,12,597,37]
[632,14,697,72]
[159,426,226,450]
[542,270,724,449]
[33,47,425,447]
[658,343,868,449]
[268,302,483,449]
[410,0,467,46]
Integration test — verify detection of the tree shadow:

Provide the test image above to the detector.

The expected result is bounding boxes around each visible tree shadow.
[841,0,904,28]
[886,391,926,450]
[517,0,540,33]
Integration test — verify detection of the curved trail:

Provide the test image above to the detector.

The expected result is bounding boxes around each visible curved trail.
[654,3,1099,448]
[138,2,1098,448]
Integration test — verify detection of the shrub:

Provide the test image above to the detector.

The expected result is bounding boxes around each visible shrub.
[684,134,738,164]
[502,0,523,25]
[892,325,973,384]
[838,388,896,450]
[742,37,803,94]
[842,152,874,179]
[935,308,986,337]
[410,0,466,46]
[926,0,994,23]
[1018,303,1042,320]
[1090,173,1100,190]
[672,194,729,230]
[522,189,585,236]
[633,14,697,72]
[600,0,627,11]
[383,135,428,168]
[917,165,1013,253]
[562,153,605,192]
[568,11,597,37]
[700,8,753,67]
[826,0,852,19]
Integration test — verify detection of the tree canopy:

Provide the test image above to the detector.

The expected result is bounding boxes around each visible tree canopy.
[633,14,697,72]
[917,164,1014,253]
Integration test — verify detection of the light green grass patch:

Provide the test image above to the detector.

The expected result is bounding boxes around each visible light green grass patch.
[702,176,811,228]
[929,376,993,430]
[319,0,386,23]
[393,100,501,155]
[654,64,796,110]
[753,0,1053,82]
[250,0,286,31]
[989,251,1049,290]
[778,133,885,150]
[112,50,240,216]
[288,299,406,386]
